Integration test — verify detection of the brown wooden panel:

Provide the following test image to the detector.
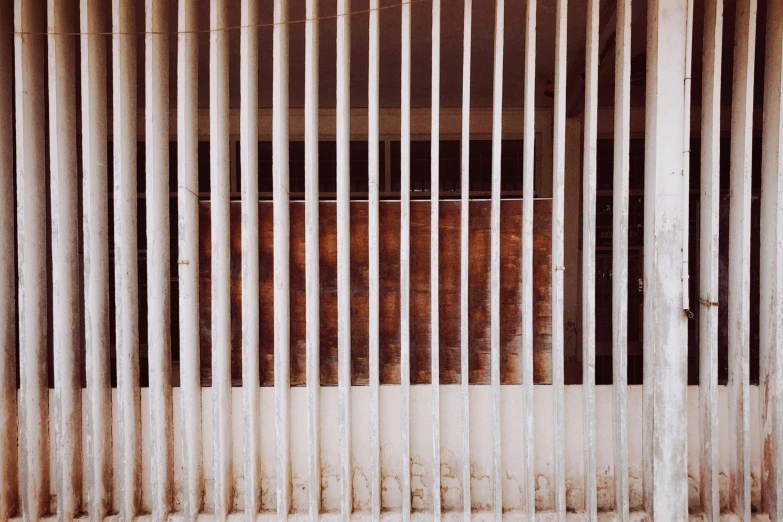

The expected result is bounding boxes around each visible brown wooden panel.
[410,203,432,384]
[439,202,462,384]
[350,203,370,385]
[467,201,491,383]
[259,203,275,386]
[198,203,244,387]
[197,199,552,386]
[378,203,401,384]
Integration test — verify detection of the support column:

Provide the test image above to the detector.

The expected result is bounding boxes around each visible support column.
[47,0,82,519]
[760,0,783,519]
[642,0,689,520]
[0,0,19,517]
[14,1,50,518]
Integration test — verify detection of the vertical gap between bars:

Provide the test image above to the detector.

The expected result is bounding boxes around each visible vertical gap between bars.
[612,0,631,521]
[0,0,18,517]
[430,0,441,518]
[48,0,83,518]
[699,0,723,519]
[273,0,292,517]
[111,0,141,517]
[728,0,756,518]
[177,0,204,517]
[459,0,472,519]
[490,0,504,518]
[210,0,233,517]
[145,0,173,517]
[304,0,321,519]
[241,0,261,517]
[400,0,412,519]
[336,0,352,518]
[521,0,536,517]
[582,0,599,518]
[368,0,381,519]
[552,0,567,519]
[760,0,783,517]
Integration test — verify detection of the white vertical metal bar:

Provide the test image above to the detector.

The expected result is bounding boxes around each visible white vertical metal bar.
[210,0,232,517]
[459,0,472,518]
[699,0,723,519]
[177,0,203,518]
[112,0,141,516]
[760,1,783,518]
[490,0,504,518]
[551,0,567,518]
[728,0,756,518]
[400,0,412,518]
[304,0,320,520]
[368,0,381,519]
[430,0,442,518]
[47,0,82,519]
[642,0,689,518]
[336,0,352,518]
[681,0,694,313]
[14,2,50,518]
[145,0,173,518]
[582,0,598,517]
[240,0,261,518]
[0,0,18,517]
[521,0,536,518]
[80,0,112,517]
[273,0,291,517]
[612,0,630,520]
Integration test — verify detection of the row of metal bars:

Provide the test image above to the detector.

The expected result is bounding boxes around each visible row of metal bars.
[1,0,783,521]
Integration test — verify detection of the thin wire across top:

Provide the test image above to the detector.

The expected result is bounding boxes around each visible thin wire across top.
[12,0,431,36]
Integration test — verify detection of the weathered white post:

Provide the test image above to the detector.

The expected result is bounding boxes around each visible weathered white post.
[240,0,261,517]
[145,0,173,518]
[642,0,690,520]
[0,1,18,518]
[48,0,82,519]
[210,0,232,518]
[177,0,203,518]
